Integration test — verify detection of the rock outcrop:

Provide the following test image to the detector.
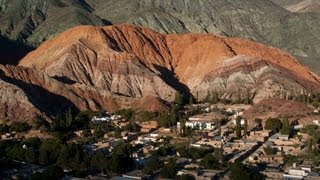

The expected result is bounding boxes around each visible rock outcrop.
[2,24,320,121]
[1,0,320,74]
[16,24,319,114]
[90,0,320,74]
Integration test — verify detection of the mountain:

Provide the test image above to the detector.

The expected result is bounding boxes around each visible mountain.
[271,0,320,13]
[0,63,170,121]
[0,0,105,45]
[1,24,316,121]
[0,0,320,74]
[89,0,320,74]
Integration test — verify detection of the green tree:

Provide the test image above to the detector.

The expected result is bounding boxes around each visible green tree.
[244,89,252,104]
[39,139,61,165]
[0,123,9,134]
[174,91,184,106]
[137,111,154,121]
[189,96,194,106]
[25,148,37,163]
[280,118,291,135]
[7,144,25,160]
[243,119,248,137]
[201,154,220,169]
[143,156,161,174]
[214,148,225,162]
[115,109,133,120]
[236,89,242,104]
[109,142,134,174]
[124,123,141,132]
[160,158,177,179]
[230,161,264,180]
[65,108,73,128]
[254,118,263,130]
[216,119,221,136]
[211,91,220,104]
[235,116,242,139]
[264,118,282,132]
[57,143,86,170]
[263,146,277,155]
[114,127,122,138]
[75,110,94,129]
[91,152,108,173]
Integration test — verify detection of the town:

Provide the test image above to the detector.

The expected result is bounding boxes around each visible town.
[1,92,320,180]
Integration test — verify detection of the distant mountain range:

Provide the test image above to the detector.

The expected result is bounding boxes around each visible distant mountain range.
[1,24,319,121]
[1,0,320,74]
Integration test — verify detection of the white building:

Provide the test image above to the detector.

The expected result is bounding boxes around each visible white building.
[177,120,215,130]
[283,164,313,180]
[232,119,246,126]
[91,116,110,122]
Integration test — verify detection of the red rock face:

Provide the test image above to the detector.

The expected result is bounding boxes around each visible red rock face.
[1,24,320,121]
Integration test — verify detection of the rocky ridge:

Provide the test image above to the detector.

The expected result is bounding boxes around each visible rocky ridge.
[1,24,320,121]
[1,24,315,121]
[1,0,320,74]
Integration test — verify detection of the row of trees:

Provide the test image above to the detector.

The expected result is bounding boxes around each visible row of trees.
[202,89,253,105]
[0,137,137,177]
[274,89,320,108]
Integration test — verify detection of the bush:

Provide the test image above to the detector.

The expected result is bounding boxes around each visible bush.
[0,124,9,134]
[10,122,31,132]
[123,123,141,132]
[136,111,155,121]
[115,109,133,120]
[263,146,277,155]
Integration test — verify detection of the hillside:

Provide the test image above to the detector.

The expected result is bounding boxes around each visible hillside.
[0,0,105,45]
[243,98,320,127]
[0,0,319,74]
[90,0,320,74]
[1,24,316,121]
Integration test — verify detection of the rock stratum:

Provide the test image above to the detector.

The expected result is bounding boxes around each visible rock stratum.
[0,24,319,121]
[1,0,320,74]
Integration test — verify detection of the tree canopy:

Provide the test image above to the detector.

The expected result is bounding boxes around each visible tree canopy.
[264,118,282,132]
